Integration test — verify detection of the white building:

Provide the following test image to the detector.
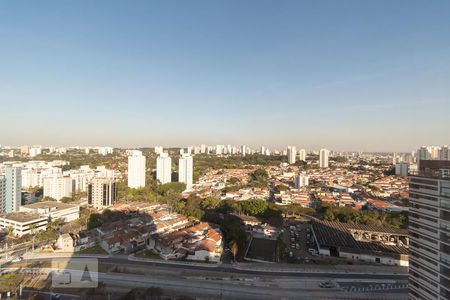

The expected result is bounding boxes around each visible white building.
[20,201,79,222]
[97,147,113,156]
[5,167,22,213]
[157,153,172,184]
[29,147,42,157]
[127,150,146,189]
[0,212,48,237]
[241,145,247,157]
[0,176,6,213]
[298,149,306,162]
[43,174,73,201]
[295,172,309,189]
[439,145,450,160]
[395,162,409,177]
[287,146,296,164]
[178,154,193,191]
[215,145,223,156]
[319,149,330,168]
[154,146,164,155]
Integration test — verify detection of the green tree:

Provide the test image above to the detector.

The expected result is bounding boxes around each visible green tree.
[200,196,221,209]
[240,199,268,216]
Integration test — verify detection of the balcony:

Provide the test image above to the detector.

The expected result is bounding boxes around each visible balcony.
[441,232,450,245]
[441,253,450,267]
[441,265,450,278]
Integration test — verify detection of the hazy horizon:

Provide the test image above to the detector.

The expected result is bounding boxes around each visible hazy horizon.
[1,1,449,151]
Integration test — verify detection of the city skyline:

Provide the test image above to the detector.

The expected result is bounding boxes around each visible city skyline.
[1,1,450,151]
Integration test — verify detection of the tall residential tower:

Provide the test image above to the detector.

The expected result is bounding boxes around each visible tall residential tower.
[408,160,450,300]
[128,150,146,188]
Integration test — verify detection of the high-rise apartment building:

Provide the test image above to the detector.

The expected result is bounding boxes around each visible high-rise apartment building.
[156,153,172,184]
[154,146,164,155]
[5,167,22,213]
[409,160,450,300]
[178,154,193,191]
[88,178,116,210]
[43,174,73,201]
[439,146,450,161]
[127,150,146,188]
[298,149,306,162]
[395,162,409,177]
[241,145,247,157]
[0,176,6,213]
[287,146,296,164]
[294,172,309,189]
[319,149,330,168]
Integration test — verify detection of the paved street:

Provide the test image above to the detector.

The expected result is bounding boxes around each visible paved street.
[10,256,409,299]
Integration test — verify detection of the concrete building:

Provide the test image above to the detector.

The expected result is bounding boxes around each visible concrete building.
[294,172,309,189]
[5,167,22,213]
[97,147,113,156]
[395,162,409,177]
[408,160,450,300]
[156,153,172,184]
[319,149,330,168]
[241,145,247,157]
[88,178,116,210]
[298,149,306,162]
[154,146,163,155]
[0,176,6,213]
[128,150,146,189]
[439,146,450,161]
[287,146,296,165]
[29,147,42,158]
[43,174,73,201]
[20,201,79,222]
[178,154,193,191]
[0,212,47,237]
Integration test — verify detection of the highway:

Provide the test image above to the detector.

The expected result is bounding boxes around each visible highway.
[12,256,408,299]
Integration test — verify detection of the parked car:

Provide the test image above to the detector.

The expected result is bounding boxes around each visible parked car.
[319,281,335,288]
[11,256,23,263]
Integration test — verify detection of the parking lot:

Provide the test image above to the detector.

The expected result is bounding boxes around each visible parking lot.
[283,220,318,263]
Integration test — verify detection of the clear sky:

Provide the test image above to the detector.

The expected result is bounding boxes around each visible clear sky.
[1,1,449,151]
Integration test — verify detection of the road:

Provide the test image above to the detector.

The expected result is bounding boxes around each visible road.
[12,256,408,299]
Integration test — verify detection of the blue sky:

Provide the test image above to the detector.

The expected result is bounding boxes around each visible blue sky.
[0,0,449,151]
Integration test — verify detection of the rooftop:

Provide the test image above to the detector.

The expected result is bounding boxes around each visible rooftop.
[311,220,408,256]
[0,212,46,223]
[22,201,77,211]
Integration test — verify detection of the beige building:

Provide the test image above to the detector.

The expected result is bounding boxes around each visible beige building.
[88,178,116,210]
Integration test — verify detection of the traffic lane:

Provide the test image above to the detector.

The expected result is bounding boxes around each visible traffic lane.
[24,256,407,280]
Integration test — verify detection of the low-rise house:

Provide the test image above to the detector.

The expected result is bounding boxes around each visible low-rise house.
[57,233,75,252]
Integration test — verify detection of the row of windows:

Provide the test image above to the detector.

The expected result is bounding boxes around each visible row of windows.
[409,221,438,234]
[410,241,438,255]
[411,203,438,213]
[410,250,438,267]
[410,192,438,202]
[411,183,438,191]
[410,231,438,245]
[410,178,438,186]
[410,261,438,278]
[410,212,437,224]
[409,277,438,299]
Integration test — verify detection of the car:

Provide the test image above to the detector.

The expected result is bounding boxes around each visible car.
[319,281,335,288]
[11,257,23,263]
[51,294,62,300]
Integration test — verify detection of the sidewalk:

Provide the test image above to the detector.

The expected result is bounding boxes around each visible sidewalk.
[232,261,407,274]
